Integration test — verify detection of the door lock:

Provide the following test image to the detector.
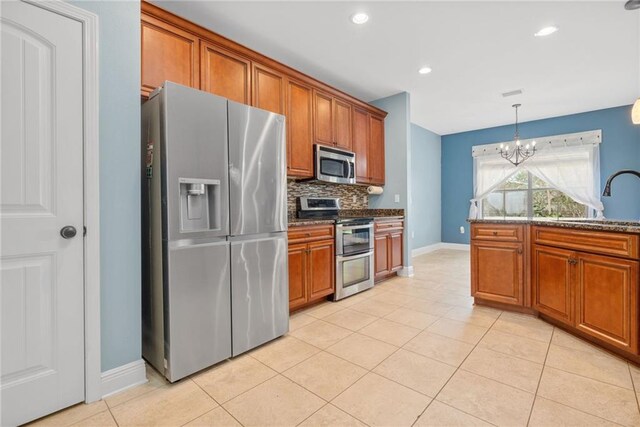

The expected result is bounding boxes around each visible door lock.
[60,226,77,239]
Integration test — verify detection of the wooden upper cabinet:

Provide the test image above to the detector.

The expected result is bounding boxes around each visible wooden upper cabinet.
[352,108,369,183]
[200,42,250,104]
[286,79,314,178]
[333,98,352,150]
[313,91,354,151]
[314,90,334,146]
[575,252,638,353]
[252,63,285,114]
[369,115,385,185]
[533,244,574,325]
[141,13,199,97]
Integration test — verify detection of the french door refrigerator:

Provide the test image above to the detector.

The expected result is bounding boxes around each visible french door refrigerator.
[142,82,288,382]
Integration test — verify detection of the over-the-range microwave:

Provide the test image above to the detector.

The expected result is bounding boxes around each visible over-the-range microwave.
[314,144,356,185]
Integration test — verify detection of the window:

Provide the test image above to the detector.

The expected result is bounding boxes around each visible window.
[482,170,588,219]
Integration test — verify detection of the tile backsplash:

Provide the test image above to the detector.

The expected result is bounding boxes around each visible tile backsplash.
[287,179,368,214]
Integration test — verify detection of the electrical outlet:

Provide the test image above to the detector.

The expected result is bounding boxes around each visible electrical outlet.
[394,194,400,203]
[411,231,415,239]
[352,195,357,203]
[460,226,465,234]
[362,196,367,204]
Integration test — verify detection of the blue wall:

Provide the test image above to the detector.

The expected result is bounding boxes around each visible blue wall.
[72,1,142,372]
[442,105,640,244]
[411,124,442,249]
[370,92,413,266]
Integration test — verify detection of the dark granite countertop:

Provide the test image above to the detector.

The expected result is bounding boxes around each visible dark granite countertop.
[288,209,405,227]
[339,209,405,218]
[468,218,640,234]
[288,218,335,227]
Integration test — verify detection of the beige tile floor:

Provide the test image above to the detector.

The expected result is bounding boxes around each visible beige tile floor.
[30,250,640,427]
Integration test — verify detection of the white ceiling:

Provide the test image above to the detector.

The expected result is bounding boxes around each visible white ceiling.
[153,1,640,135]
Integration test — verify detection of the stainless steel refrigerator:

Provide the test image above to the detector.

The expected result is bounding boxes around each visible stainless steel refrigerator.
[141,82,288,382]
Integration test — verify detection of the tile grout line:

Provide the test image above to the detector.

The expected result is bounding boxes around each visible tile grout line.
[187,377,248,427]
[106,406,121,427]
[410,308,503,426]
[294,287,470,426]
[629,363,640,416]
[524,326,554,426]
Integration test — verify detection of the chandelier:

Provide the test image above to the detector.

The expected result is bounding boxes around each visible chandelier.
[499,103,536,166]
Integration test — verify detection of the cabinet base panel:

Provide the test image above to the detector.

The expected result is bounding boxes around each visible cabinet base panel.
[476,299,640,366]
[290,295,333,313]
[539,313,640,366]
[375,271,398,283]
[474,298,535,315]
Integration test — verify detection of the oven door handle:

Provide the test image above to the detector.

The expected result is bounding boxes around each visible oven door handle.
[336,250,374,262]
[336,223,374,232]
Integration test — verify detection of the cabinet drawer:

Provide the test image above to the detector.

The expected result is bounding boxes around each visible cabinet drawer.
[471,224,524,242]
[375,220,404,233]
[532,226,639,259]
[288,224,334,243]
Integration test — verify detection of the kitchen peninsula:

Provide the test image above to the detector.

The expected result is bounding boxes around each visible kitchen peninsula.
[470,218,640,363]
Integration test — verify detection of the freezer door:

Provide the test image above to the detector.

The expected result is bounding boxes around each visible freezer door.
[231,233,289,356]
[162,82,230,241]
[228,101,287,236]
[166,239,231,382]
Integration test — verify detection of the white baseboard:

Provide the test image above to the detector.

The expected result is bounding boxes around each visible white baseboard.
[412,242,470,257]
[440,243,470,251]
[101,359,147,399]
[398,266,414,277]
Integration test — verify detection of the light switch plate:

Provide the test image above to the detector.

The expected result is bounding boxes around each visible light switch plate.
[394,194,400,203]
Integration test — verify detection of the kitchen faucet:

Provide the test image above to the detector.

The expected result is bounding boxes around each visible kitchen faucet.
[602,170,640,196]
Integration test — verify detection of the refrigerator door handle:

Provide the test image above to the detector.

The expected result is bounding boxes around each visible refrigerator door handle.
[168,237,228,249]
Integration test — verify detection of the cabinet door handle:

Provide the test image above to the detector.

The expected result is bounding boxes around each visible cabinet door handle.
[306,232,311,237]
[492,231,499,236]
[517,248,523,254]
[568,258,578,265]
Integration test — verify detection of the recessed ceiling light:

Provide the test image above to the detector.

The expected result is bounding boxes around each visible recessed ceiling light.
[351,13,369,25]
[534,26,559,37]
[418,66,432,75]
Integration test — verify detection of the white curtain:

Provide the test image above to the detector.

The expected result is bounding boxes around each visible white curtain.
[470,142,603,219]
[469,157,519,218]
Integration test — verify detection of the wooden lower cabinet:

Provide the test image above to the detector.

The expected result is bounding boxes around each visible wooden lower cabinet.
[374,234,390,278]
[390,232,403,271]
[288,225,335,311]
[374,220,403,281]
[287,243,308,309]
[574,252,638,353]
[532,244,574,325]
[471,240,524,306]
[472,223,640,361]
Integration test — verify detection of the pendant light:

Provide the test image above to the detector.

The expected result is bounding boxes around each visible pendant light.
[499,104,536,166]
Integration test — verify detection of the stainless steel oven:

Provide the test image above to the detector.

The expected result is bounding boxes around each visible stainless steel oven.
[334,218,374,300]
[296,197,374,301]
[314,144,356,185]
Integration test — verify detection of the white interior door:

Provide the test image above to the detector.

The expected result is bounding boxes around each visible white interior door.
[1,1,85,425]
